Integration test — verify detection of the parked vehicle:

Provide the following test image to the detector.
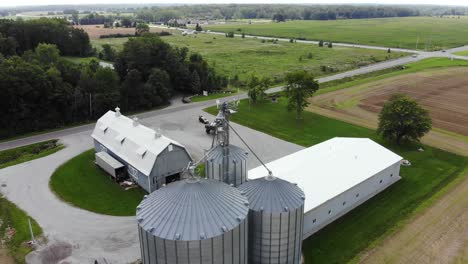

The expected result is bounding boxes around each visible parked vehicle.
[182,97,192,104]
[199,115,209,124]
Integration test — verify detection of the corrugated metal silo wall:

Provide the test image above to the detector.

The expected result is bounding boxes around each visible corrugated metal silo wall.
[205,147,247,187]
[138,219,248,264]
[248,206,304,264]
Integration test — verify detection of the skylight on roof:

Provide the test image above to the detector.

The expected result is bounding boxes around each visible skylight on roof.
[115,134,126,144]
[136,147,147,158]
[99,125,108,133]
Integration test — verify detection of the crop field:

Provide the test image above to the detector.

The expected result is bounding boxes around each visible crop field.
[161,33,405,83]
[74,24,168,40]
[307,59,468,156]
[358,169,468,264]
[206,17,468,50]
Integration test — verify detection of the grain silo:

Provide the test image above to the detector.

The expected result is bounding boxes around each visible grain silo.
[205,102,248,187]
[238,174,305,264]
[136,177,249,264]
[205,144,248,187]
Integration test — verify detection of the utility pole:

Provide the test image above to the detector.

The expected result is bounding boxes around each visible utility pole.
[89,93,93,118]
[28,218,35,243]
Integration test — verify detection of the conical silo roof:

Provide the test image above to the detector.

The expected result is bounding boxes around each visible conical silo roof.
[238,175,305,213]
[206,144,248,162]
[136,178,249,241]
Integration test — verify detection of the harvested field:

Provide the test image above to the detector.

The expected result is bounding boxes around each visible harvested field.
[74,25,165,40]
[358,172,468,264]
[308,67,468,156]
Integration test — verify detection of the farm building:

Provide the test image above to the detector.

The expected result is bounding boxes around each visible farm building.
[248,137,402,239]
[91,108,192,193]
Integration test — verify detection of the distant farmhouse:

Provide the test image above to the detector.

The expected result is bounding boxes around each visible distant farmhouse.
[91,108,192,193]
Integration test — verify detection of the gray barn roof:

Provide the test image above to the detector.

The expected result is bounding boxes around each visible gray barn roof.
[91,109,190,176]
[238,176,305,213]
[136,178,249,241]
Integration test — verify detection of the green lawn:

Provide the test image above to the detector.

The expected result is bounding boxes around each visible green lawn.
[207,17,468,50]
[0,197,42,263]
[92,34,404,84]
[50,149,146,216]
[0,140,64,169]
[204,98,468,263]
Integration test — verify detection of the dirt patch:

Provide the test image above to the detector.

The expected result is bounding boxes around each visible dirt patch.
[74,25,164,40]
[308,67,468,156]
[0,248,14,264]
[357,173,468,264]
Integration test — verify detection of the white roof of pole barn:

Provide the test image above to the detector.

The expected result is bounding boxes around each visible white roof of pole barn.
[92,110,188,176]
[248,138,402,212]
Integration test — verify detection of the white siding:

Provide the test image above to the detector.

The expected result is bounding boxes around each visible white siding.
[303,162,401,238]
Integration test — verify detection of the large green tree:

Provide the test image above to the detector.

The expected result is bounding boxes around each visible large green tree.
[247,74,270,104]
[284,71,319,119]
[377,94,432,145]
[135,23,150,36]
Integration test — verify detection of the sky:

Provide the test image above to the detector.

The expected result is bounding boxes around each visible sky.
[1,0,468,7]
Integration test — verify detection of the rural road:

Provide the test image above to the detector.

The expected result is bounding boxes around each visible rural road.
[1,31,468,263]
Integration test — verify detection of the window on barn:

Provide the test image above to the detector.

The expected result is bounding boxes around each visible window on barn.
[342,201,346,206]
[356,193,360,198]
[328,210,332,215]
[379,179,383,184]
[313,219,316,224]
[168,144,173,152]
[390,173,393,177]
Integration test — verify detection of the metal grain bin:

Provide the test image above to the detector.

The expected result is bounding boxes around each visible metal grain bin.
[238,175,305,264]
[136,178,249,264]
[205,145,248,187]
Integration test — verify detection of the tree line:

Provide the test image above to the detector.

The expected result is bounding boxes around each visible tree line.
[0,18,92,56]
[0,19,226,139]
[135,4,421,22]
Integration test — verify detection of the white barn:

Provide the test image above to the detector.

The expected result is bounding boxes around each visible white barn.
[91,108,192,193]
[248,137,402,239]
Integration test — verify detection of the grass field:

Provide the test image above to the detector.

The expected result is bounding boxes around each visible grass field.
[165,33,405,83]
[204,98,468,264]
[0,140,64,169]
[0,197,42,264]
[50,149,145,216]
[92,34,404,84]
[453,50,468,56]
[206,17,468,50]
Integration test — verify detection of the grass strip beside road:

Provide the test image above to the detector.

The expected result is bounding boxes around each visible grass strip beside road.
[50,149,145,216]
[0,197,42,264]
[0,139,64,169]
[190,90,242,102]
[204,98,468,263]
